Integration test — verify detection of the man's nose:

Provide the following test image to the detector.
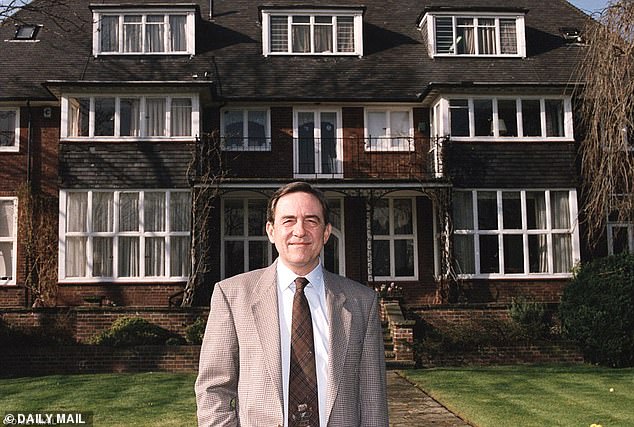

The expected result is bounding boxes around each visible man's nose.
[292,220,306,236]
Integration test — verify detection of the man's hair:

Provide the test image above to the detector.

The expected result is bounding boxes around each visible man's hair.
[267,181,331,225]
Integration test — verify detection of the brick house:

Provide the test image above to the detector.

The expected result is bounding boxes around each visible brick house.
[1,0,608,310]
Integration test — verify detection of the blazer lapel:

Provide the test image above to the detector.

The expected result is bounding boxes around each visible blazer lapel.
[324,272,352,426]
[251,262,284,410]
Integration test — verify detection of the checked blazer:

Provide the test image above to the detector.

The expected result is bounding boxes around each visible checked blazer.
[195,260,389,427]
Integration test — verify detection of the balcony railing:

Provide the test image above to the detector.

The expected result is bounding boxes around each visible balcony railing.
[195,135,445,181]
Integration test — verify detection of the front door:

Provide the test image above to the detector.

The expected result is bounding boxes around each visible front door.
[295,109,342,178]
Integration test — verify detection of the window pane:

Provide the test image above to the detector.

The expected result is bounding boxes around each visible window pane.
[93,192,114,232]
[67,192,87,232]
[500,19,517,54]
[170,192,191,232]
[477,19,495,54]
[292,16,310,53]
[503,234,524,273]
[145,237,165,276]
[522,100,541,137]
[93,236,113,277]
[453,191,474,229]
[270,16,288,52]
[146,98,166,136]
[118,236,139,277]
[450,100,469,137]
[611,226,631,254]
[0,200,15,237]
[526,191,547,229]
[224,199,244,236]
[171,236,191,276]
[391,111,410,148]
[551,191,570,229]
[249,241,269,270]
[479,234,499,274]
[145,192,165,232]
[120,98,140,136]
[502,191,522,229]
[372,239,390,276]
[529,234,549,273]
[456,18,475,54]
[372,198,389,235]
[328,198,342,229]
[68,98,89,137]
[169,15,187,51]
[314,16,333,53]
[324,234,340,274]
[100,16,119,52]
[298,112,315,173]
[123,15,142,52]
[94,98,115,136]
[119,192,139,232]
[453,234,475,274]
[336,16,354,52]
[545,99,564,137]
[171,98,192,136]
[247,110,267,148]
[394,239,414,276]
[248,199,267,236]
[553,234,572,273]
[474,99,493,136]
[225,241,244,278]
[435,17,453,53]
[393,199,413,234]
[0,242,13,280]
[146,15,165,52]
[367,111,387,147]
[66,237,86,277]
[497,100,518,137]
[224,110,244,148]
[477,191,498,230]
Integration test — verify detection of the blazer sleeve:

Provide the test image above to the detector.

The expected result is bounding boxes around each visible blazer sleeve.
[195,283,240,427]
[359,292,389,427]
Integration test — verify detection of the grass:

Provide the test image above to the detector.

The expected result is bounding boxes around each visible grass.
[401,365,634,427]
[0,372,198,426]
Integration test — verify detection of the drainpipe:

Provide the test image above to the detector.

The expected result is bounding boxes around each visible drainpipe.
[24,100,34,306]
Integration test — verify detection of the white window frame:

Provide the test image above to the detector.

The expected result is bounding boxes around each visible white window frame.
[323,195,345,276]
[421,13,526,58]
[92,9,195,56]
[0,107,20,152]
[58,189,191,283]
[60,94,199,141]
[453,189,581,278]
[220,108,271,151]
[293,108,344,179]
[0,197,18,285]
[431,96,573,141]
[220,195,273,279]
[607,222,634,255]
[364,107,415,152]
[372,196,418,281]
[261,9,364,56]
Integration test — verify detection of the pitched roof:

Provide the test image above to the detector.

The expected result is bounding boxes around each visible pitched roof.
[0,0,591,102]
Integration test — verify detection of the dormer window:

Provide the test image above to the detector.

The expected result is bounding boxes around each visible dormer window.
[14,24,40,40]
[261,8,364,56]
[92,7,195,56]
[420,11,526,58]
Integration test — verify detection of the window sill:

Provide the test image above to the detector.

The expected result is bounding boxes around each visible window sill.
[449,137,574,143]
[58,277,189,284]
[61,137,196,143]
[0,147,20,153]
[456,273,573,280]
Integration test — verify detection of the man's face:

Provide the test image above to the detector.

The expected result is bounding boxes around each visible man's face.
[266,191,331,276]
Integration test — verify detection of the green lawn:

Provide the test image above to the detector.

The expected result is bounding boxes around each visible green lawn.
[0,372,198,426]
[401,365,634,427]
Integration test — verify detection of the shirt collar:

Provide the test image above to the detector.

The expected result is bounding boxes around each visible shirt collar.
[276,259,324,293]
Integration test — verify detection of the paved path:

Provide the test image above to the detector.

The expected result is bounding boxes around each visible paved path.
[387,371,472,426]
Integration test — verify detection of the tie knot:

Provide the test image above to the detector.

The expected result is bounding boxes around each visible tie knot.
[294,277,309,292]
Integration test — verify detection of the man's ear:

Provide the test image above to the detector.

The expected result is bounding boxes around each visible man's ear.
[323,223,332,244]
[265,221,275,243]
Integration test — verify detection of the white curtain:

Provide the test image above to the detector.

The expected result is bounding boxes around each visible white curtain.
[67,193,87,232]
[367,111,387,149]
[120,98,140,137]
[170,192,191,232]
[171,98,192,137]
[100,15,119,52]
[92,192,114,232]
[314,17,333,52]
[337,17,354,52]
[546,100,565,137]
[0,109,16,146]
[145,237,165,276]
[390,111,410,148]
[123,15,142,52]
[170,236,191,276]
[551,191,570,229]
[478,19,495,54]
[146,15,165,53]
[170,16,187,52]
[119,192,139,232]
[454,234,475,274]
[144,192,165,232]
[92,236,113,277]
[553,234,572,273]
[146,98,166,136]
[500,19,517,54]
[457,19,474,54]
[66,237,86,277]
[118,236,139,277]
[0,200,14,237]
[292,17,310,52]
[372,199,389,235]
[247,110,267,148]
[393,199,413,234]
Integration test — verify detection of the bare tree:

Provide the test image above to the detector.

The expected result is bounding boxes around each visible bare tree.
[1,0,85,31]
[577,1,634,247]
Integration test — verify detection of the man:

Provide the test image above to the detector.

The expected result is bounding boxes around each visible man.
[195,181,388,426]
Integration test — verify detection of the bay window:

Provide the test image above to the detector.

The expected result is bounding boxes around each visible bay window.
[60,190,191,281]
[453,189,579,277]
[372,197,417,280]
[0,198,17,284]
[262,9,363,56]
[93,10,194,55]
[62,95,198,139]
[365,108,413,151]
[0,108,19,151]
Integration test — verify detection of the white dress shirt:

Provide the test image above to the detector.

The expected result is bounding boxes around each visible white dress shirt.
[276,260,330,427]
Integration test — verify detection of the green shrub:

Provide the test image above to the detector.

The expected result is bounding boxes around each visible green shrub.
[90,317,182,347]
[559,253,634,367]
[509,297,550,340]
[185,317,207,345]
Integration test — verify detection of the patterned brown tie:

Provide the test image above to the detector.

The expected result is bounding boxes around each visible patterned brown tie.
[288,277,319,427]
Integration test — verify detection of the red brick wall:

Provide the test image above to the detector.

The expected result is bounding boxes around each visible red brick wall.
[54,283,188,307]
[0,287,26,308]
